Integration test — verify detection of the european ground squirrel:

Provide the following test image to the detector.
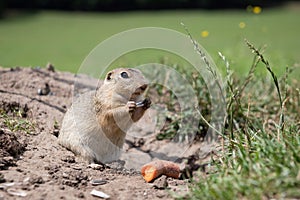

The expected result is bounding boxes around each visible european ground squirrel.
[58,68,151,164]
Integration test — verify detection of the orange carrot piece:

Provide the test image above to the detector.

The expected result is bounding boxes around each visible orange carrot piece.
[141,160,180,182]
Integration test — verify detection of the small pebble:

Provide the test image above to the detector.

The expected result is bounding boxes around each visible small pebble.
[7,188,27,197]
[90,179,108,186]
[90,189,110,199]
[88,163,105,170]
[52,129,59,137]
[37,83,50,95]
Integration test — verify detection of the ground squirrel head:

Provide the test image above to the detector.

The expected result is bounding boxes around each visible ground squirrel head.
[97,68,149,106]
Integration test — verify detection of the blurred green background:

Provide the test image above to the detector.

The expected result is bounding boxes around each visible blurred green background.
[0,0,299,75]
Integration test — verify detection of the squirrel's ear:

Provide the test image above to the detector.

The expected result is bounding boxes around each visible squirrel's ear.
[105,71,113,81]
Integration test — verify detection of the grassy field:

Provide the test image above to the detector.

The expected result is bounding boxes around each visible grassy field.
[0,6,299,75]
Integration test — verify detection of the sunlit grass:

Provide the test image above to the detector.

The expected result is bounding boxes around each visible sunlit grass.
[175,38,300,199]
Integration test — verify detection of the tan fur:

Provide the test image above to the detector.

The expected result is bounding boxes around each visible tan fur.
[58,68,151,164]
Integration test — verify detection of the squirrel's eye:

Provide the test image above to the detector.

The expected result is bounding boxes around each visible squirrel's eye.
[120,72,129,78]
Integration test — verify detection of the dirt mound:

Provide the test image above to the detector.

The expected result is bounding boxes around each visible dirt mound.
[0,128,26,170]
[0,66,212,199]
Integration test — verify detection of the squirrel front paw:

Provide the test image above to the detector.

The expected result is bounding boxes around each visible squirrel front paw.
[127,101,136,112]
[135,97,151,109]
[127,97,151,113]
[141,97,151,109]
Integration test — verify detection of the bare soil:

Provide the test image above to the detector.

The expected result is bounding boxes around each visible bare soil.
[0,66,214,200]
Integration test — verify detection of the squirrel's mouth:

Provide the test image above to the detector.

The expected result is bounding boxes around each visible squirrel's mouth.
[130,84,148,101]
